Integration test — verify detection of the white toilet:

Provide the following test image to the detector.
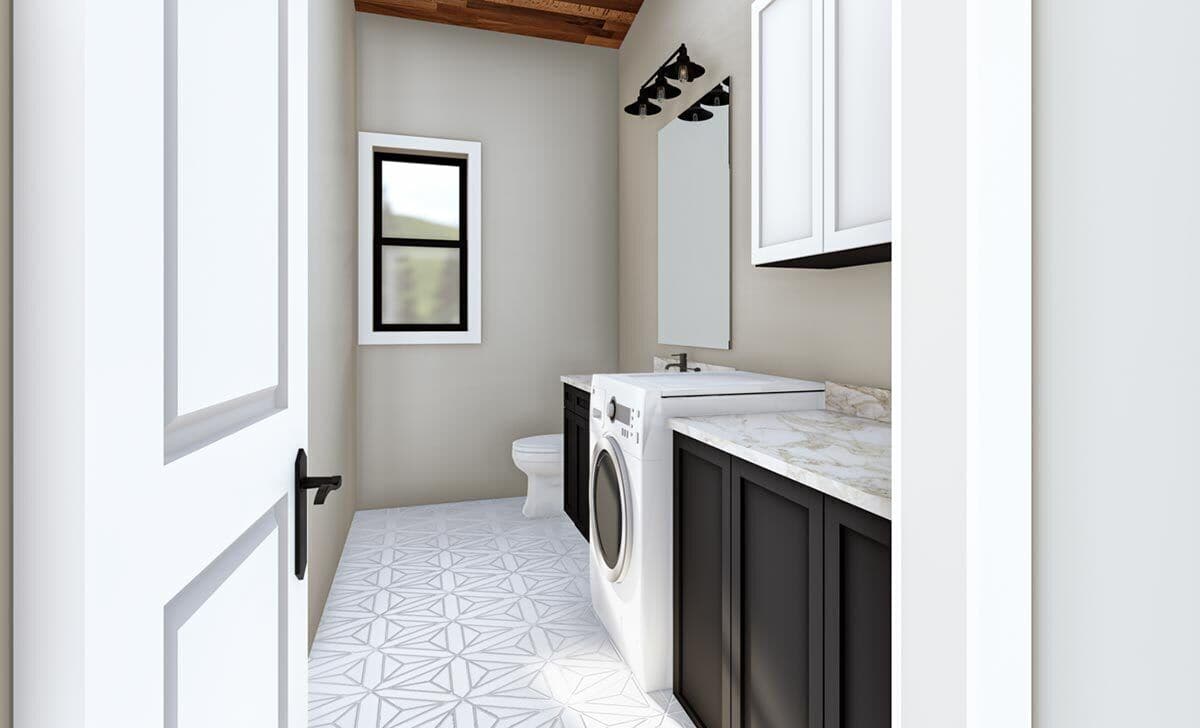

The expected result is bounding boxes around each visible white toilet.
[512,434,564,518]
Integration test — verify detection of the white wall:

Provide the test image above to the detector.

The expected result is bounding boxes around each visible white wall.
[1034,0,1200,724]
[306,0,358,644]
[355,15,619,510]
[617,0,891,386]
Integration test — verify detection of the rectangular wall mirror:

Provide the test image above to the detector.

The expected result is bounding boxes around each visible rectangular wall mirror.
[658,78,732,350]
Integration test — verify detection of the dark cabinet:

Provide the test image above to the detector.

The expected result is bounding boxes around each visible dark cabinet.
[824,497,891,728]
[562,385,590,541]
[673,436,731,728]
[731,458,825,728]
[673,433,891,728]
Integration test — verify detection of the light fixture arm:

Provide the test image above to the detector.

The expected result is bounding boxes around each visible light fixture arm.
[635,44,688,99]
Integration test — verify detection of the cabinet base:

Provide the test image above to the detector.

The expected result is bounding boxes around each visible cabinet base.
[757,242,891,269]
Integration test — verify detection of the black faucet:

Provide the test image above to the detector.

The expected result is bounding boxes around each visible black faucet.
[665,353,701,372]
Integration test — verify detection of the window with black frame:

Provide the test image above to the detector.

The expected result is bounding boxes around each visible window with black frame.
[372,151,469,332]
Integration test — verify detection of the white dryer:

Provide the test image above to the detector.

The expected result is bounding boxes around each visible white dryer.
[587,372,825,692]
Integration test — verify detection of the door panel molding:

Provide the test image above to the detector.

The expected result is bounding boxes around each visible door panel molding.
[164,386,281,463]
[163,0,290,462]
[164,499,289,728]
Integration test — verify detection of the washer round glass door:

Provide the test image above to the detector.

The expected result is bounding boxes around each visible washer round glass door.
[590,435,631,582]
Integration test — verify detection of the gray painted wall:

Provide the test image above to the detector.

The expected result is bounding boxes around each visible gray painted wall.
[355,15,619,510]
[617,0,890,386]
[1034,0,1200,724]
[306,0,358,644]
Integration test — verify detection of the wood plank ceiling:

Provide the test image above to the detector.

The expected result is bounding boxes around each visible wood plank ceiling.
[355,0,644,48]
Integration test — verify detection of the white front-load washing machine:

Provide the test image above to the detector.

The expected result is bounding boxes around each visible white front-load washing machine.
[587,372,825,692]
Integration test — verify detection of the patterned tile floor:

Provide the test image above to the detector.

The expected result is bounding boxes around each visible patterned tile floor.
[309,497,695,728]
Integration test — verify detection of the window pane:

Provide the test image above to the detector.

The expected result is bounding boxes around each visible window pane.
[381,160,460,240]
[380,246,461,326]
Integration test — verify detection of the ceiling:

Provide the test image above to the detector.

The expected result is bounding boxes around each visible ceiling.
[355,0,644,49]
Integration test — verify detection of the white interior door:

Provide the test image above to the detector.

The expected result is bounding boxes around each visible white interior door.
[14,1,310,726]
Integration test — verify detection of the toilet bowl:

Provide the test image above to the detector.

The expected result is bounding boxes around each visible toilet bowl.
[512,434,564,518]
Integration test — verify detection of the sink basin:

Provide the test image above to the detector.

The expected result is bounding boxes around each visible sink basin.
[604,371,825,396]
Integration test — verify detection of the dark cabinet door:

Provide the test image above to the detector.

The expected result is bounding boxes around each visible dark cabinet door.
[571,410,590,541]
[673,435,731,728]
[731,459,825,728]
[563,402,579,526]
[824,497,891,728]
[562,385,591,542]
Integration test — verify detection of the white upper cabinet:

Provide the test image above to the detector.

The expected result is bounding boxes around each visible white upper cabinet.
[752,0,823,264]
[752,0,891,267]
[824,0,891,252]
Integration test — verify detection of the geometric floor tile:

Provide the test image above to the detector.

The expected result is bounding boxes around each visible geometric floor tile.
[310,497,695,728]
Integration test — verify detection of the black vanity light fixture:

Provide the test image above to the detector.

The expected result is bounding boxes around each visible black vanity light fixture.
[679,104,714,122]
[623,92,663,118]
[624,44,706,117]
[699,80,730,107]
[664,46,706,83]
[681,79,732,122]
[647,72,683,102]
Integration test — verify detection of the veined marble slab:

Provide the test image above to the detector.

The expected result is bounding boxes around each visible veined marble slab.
[561,374,593,392]
[670,410,892,519]
[825,381,891,423]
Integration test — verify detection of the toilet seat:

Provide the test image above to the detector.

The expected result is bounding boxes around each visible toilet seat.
[513,434,562,459]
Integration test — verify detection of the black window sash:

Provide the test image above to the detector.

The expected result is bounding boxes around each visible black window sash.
[372,151,469,332]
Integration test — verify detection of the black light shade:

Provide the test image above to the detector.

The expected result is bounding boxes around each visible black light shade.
[679,104,713,122]
[647,73,682,102]
[664,50,706,83]
[624,94,663,117]
[700,83,730,107]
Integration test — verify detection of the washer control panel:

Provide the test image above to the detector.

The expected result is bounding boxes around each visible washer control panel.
[593,387,643,452]
[615,402,642,447]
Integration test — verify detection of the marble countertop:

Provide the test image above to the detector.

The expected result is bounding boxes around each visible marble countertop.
[561,374,593,392]
[670,410,892,519]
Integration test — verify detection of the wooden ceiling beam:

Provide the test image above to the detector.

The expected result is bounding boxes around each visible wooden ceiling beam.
[461,0,612,33]
[584,36,622,49]
[362,0,606,36]
[483,0,636,24]
[569,0,643,12]
[355,0,642,47]
[355,1,599,46]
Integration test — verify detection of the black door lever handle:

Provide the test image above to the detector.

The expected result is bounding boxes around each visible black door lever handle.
[301,474,342,505]
[294,448,343,579]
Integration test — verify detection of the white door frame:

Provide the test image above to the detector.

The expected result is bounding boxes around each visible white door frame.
[893,1,1032,727]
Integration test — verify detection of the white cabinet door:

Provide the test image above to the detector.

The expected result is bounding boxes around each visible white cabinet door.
[823,0,892,252]
[15,1,309,726]
[752,0,824,265]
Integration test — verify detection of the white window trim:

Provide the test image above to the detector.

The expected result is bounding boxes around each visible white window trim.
[358,131,482,345]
